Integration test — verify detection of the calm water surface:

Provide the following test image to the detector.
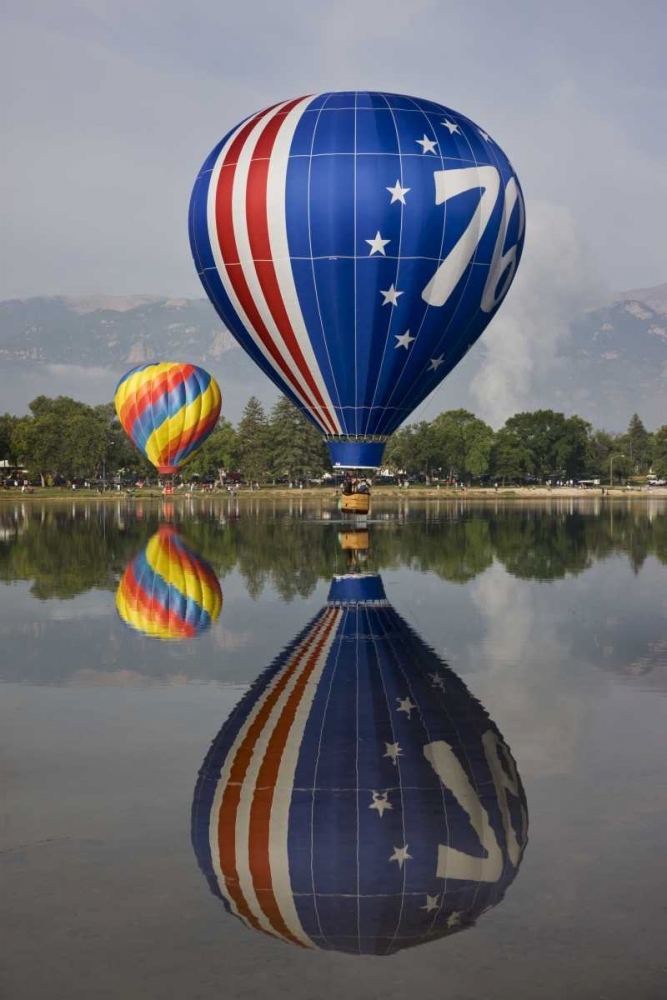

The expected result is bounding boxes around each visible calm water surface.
[2,498,667,999]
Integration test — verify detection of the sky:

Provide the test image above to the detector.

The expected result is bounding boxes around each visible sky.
[2,0,666,301]
[1,0,666,423]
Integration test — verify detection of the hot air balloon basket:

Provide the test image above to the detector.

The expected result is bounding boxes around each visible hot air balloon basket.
[338,493,371,515]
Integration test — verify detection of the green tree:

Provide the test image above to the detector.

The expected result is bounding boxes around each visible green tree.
[490,427,530,483]
[237,396,270,483]
[90,403,152,480]
[183,419,238,482]
[268,397,329,482]
[556,415,591,479]
[497,410,591,481]
[585,429,614,479]
[653,426,667,478]
[385,423,441,479]
[384,426,413,474]
[622,413,653,475]
[11,396,109,485]
[430,409,494,480]
[503,410,563,478]
[11,409,59,485]
[0,413,21,465]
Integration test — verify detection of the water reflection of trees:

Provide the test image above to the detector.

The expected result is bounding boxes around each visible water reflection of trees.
[0,508,148,599]
[0,502,666,601]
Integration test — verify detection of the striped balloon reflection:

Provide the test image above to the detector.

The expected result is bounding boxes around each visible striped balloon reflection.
[192,573,527,955]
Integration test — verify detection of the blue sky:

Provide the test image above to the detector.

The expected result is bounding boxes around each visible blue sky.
[2,0,666,300]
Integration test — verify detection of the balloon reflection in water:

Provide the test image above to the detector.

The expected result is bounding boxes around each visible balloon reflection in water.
[192,571,527,955]
[116,526,222,640]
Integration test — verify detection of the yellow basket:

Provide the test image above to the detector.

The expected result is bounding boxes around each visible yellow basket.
[339,492,371,514]
[338,530,370,551]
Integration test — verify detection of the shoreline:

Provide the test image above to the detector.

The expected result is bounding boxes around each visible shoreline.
[2,486,667,504]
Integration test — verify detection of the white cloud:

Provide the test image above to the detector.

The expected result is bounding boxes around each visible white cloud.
[464,565,607,778]
[470,200,603,426]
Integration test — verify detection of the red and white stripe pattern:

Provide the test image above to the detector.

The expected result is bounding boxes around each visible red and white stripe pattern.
[207,606,342,947]
[205,96,342,436]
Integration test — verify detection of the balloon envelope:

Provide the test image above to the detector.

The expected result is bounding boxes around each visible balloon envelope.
[114,362,221,474]
[190,92,524,468]
[192,574,527,954]
[116,526,222,640]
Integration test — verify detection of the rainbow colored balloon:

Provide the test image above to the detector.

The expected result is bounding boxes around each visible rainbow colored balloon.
[114,362,222,474]
[116,526,222,640]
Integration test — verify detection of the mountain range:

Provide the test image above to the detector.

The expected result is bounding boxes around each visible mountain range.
[0,285,665,430]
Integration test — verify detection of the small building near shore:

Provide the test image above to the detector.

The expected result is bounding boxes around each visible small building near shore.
[0,460,29,483]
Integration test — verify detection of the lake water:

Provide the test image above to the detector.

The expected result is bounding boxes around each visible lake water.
[2,498,667,999]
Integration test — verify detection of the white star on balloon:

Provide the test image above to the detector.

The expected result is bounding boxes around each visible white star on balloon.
[389,845,412,869]
[430,672,446,691]
[384,741,403,764]
[428,355,445,372]
[478,129,492,142]
[421,894,440,913]
[416,135,438,155]
[394,330,415,350]
[396,696,416,718]
[369,790,393,818]
[447,911,462,928]
[441,119,460,135]
[366,231,391,256]
[380,284,403,307]
[386,180,410,205]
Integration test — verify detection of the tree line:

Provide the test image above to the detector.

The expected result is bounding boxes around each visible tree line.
[385,409,667,483]
[1,394,666,485]
[0,395,325,487]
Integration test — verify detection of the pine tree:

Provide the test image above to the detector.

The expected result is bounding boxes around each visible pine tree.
[268,397,329,483]
[623,413,653,474]
[237,397,270,483]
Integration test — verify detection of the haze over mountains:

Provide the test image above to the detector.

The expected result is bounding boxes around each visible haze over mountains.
[0,285,665,430]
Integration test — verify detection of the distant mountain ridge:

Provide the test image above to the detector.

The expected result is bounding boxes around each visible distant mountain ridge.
[0,295,274,422]
[0,287,665,429]
[0,295,238,365]
[558,294,667,430]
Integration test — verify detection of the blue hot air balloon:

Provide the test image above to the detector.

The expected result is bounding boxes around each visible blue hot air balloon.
[189,92,524,469]
[192,572,527,955]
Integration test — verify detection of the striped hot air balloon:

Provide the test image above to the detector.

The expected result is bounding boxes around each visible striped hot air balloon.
[116,526,222,641]
[114,362,222,475]
[189,92,525,470]
[192,574,527,955]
